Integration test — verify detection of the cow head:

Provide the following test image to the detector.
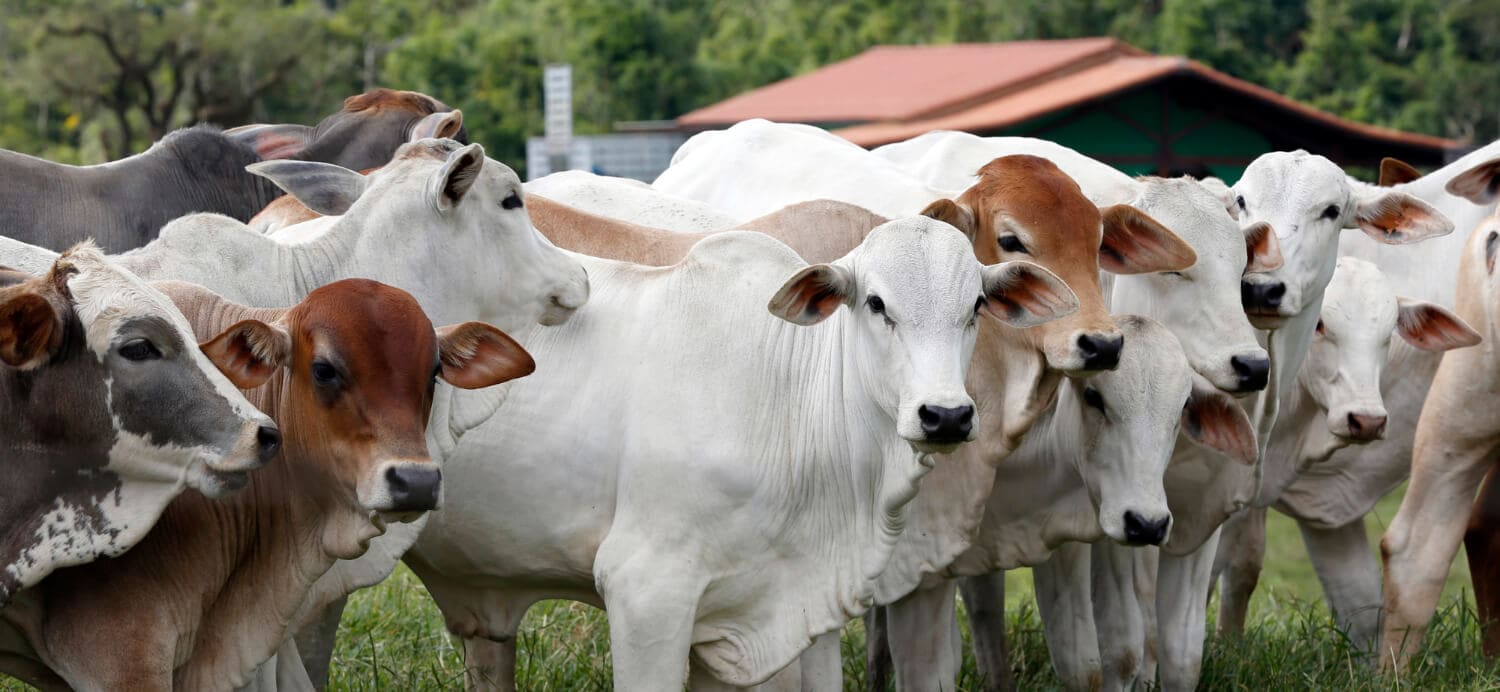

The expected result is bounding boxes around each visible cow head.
[1299,258,1479,442]
[227,88,467,171]
[195,279,532,548]
[246,139,591,331]
[1111,178,1275,394]
[1070,315,1256,547]
[769,217,1079,454]
[1233,150,1452,328]
[0,247,279,601]
[923,155,1195,376]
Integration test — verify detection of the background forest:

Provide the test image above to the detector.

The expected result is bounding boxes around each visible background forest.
[1,0,1498,177]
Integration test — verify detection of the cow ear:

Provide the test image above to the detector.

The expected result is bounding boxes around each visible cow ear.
[1200,177,1239,220]
[768,264,855,326]
[430,143,486,212]
[410,110,464,142]
[1379,157,1423,187]
[226,123,315,161]
[980,261,1079,328]
[0,288,63,370]
[1446,158,1500,205]
[1351,191,1453,244]
[1181,382,1258,465]
[436,322,535,389]
[920,199,976,241]
[1243,222,1284,273]
[1394,297,1481,351]
[199,319,290,389]
[1098,205,1197,274]
[246,160,368,216]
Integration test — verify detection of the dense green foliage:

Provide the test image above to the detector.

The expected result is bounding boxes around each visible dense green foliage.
[2,0,1498,172]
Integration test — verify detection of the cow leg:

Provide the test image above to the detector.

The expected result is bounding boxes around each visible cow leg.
[957,572,1013,692]
[290,596,347,690]
[797,632,842,691]
[1214,507,1266,639]
[863,606,892,692]
[1154,531,1219,692]
[1032,542,1102,690]
[1298,516,1382,654]
[886,580,961,691]
[463,636,518,692]
[1089,540,1146,691]
[1467,465,1500,658]
[1133,546,1160,681]
[597,550,704,691]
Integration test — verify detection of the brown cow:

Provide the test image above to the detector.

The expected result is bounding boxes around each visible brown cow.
[230,88,467,172]
[0,278,533,690]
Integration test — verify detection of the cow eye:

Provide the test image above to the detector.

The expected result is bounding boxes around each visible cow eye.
[1236,195,1247,211]
[1083,386,1106,414]
[1315,319,1326,336]
[997,235,1027,254]
[1321,205,1340,220]
[866,295,885,315]
[501,193,524,210]
[311,361,340,386]
[1161,271,1184,278]
[973,297,985,315]
[119,339,162,362]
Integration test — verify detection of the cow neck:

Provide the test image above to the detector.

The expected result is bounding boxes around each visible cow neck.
[1257,377,1340,507]
[869,317,1061,604]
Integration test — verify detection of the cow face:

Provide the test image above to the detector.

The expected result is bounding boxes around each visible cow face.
[926,155,1195,375]
[228,88,468,171]
[1111,178,1274,394]
[1233,150,1452,328]
[247,140,591,332]
[0,247,278,601]
[769,217,1079,454]
[199,279,533,532]
[1300,258,1479,442]
[1070,316,1256,547]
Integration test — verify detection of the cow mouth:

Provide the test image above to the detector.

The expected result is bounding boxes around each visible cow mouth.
[200,469,249,497]
[1245,311,1289,330]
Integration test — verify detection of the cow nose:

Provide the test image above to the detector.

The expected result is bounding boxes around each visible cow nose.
[1123,511,1171,546]
[386,466,442,512]
[1230,355,1271,392]
[1347,413,1388,441]
[255,424,281,463]
[1077,334,1124,371]
[1241,280,1287,313]
[918,404,974,443]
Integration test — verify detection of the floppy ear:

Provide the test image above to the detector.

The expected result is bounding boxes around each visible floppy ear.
[1098,205,1197,274]
[0,287,63,370]
[436,322,536,389]
[1243,222,1284,273]
[920,199,976,241]
[1201,177,1239,220]
[410,109,465,142]
[1379,157,1423,187]
[199,319,290,389]
[247,160,368,216]
[1446,158,1500,205]
[226,123,315,161]
[1394,297,1481,351]
[768,264,855,326]
[430,143,486,212]
[980,261,1080,328]
[1351,191,1453,244]
[1181,382,1258,465]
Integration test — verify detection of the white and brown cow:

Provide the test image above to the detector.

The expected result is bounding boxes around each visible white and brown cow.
[0,278,532,690]
[0,246,278,615]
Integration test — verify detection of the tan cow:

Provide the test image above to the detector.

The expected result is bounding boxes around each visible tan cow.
[0,279,532,690]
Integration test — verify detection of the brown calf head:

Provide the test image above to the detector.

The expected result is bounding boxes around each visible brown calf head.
[199,279,533,527]
[923,155,1195,375]
[228,88,466,171]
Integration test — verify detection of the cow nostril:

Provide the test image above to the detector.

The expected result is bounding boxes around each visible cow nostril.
[1241,281,1287,312]
[1230,355,1271,392]
[918,405,974,442]
[1347,413,1388,439]
[255,425,281,462]
[1123,511,1170,546]
[918,405,940,428]
[385,466,441,512]
[1077,334,1124,371]
[1267,283,1286,302]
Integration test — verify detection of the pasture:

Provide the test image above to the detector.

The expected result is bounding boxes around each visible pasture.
[306,491,1496,691]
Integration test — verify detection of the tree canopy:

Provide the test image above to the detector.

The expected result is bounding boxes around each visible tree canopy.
[2,0,1496,172]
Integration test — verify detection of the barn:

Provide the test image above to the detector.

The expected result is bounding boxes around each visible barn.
[676,38,1460,182]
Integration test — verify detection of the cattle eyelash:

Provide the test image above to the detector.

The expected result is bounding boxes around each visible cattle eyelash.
[501,193,524,210]
[1321,205,1341,220]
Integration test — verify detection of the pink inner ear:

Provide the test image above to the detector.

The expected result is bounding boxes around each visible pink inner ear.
[1183,395,1257,464]
[1398,305,1481,351]
[256,132,307,160]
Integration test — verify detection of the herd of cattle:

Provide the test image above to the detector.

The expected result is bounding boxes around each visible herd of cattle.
[1,87,1499,691]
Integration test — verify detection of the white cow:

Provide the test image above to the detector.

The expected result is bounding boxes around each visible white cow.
[399,221,1079,689]
[655,119,951,220]
[874,130,1142,207]
[524,170,741,232]
[1213,257,1479,640]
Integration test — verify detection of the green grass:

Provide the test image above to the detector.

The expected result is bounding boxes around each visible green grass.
[4,490,1496,690]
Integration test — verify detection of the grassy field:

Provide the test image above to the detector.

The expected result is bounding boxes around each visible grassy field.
[317,488,1500,691]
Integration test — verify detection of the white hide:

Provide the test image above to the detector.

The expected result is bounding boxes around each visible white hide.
[873,130,1142,206]
[403,222,1076,689]
[654,119,948,220]
[524,170,741,233]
